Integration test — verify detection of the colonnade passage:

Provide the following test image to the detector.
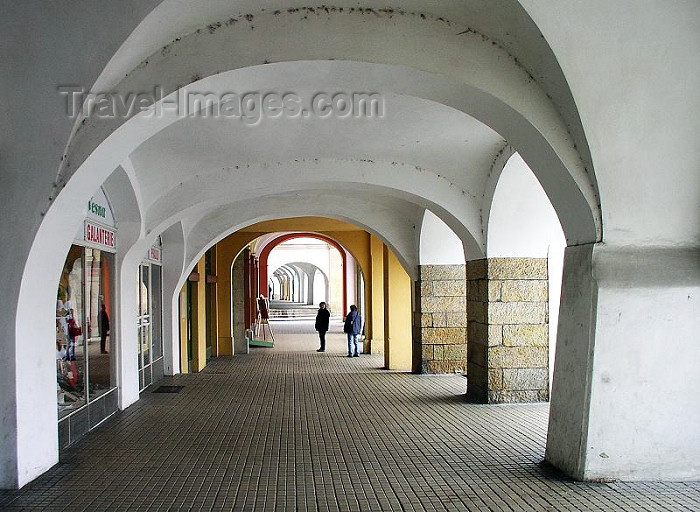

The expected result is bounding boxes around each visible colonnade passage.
[1,319,697,511]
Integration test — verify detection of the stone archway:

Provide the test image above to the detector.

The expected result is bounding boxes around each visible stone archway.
[4,3,628,488]
[259,233,350,314]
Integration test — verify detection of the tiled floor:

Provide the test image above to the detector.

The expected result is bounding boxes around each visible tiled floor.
[2,319,699,511]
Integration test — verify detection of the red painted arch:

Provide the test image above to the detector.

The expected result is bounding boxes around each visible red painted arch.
[259,233,348,314]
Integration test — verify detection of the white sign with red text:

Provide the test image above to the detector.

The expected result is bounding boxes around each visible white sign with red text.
[147,245,162,264]
[84,221,116,252]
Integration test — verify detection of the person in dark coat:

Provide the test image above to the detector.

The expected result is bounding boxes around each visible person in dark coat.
[343,304,362,357]
[99,303,110,354]
[314,302,330,352]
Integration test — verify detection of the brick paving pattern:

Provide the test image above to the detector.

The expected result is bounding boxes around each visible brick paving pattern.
[1,319,698,511]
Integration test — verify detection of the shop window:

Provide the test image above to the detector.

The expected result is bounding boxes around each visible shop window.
[138,262,163,390]
[56,245,114,419]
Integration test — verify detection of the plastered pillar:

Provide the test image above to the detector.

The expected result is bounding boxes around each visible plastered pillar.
[417,265,467,374]
[383,246,412,371]
[369,235,385,354]
[466,258,549,403]
[178,287,188,374]
[547,244,700,481]
[215,244,234,356]
[115,252,141,409]
[192,257,207,372]
[206,248,219,358]
[160,223,185,377]
[232,253,248,355]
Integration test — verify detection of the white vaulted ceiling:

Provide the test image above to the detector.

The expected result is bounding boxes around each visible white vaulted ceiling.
[54,1,600,277]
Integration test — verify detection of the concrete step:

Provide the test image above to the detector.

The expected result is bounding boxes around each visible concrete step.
[270,308,317,318]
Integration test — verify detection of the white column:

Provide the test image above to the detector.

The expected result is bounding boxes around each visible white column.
[114,253,141,410]
[547,244,700,480]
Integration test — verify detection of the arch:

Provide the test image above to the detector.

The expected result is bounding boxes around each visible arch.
[182,192,422,278]
[486,151,567,391]
[259,233,348,314]
[283,262,330,305]
[66,8,599,243]
[274,265,297,301]
[53,54,595,260]
[7,6,607,488]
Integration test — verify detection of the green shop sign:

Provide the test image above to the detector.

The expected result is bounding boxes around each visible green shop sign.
[88,199,106,218]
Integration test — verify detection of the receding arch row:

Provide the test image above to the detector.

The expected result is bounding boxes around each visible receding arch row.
[12,13,600,487]
[270,262,330,305]
[56,59,599,249]
[272,261,330,306]
[26,59,601,340]
[259,232,350,314]
[65,7,598,226]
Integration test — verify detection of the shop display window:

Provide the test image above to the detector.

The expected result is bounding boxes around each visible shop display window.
[56,245,114,418]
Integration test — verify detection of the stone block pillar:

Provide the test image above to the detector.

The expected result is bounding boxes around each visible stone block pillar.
[467,258,549,403]
[417,265,467,373]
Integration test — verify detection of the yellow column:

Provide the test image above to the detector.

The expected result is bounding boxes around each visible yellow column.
[383,245,413,371]
[191,257,207,372]
[213,232,261,356]
[207,247,219,357]
[179,286,188,373]
[215,241,235,356]
[369,235,385,354]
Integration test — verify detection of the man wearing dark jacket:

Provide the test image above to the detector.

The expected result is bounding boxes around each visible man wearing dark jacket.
[99,303,110,354]
[315,302,330,352]
[343,304,362,357]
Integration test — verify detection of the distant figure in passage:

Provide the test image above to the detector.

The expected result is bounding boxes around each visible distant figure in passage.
[315,302,330,352]
[99,303,110,354]
[343,304,362,357]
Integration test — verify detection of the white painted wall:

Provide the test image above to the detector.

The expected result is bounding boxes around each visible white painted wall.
[419,210,466,264]
[586,258,700,480]
[548,244,700,481]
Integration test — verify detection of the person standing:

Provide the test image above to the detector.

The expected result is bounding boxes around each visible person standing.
[99,303,110,354]
[315,302,330,352]
[343,304,362,357]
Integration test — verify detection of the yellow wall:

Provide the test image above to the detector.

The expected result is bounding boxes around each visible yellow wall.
[207,217,412,373]
[215,233,259,355]
[192,257,207,372]
[179,287,187,373]
[178,257,208,373]
[369,234,385,354]
[213,220,377,357]
[383,245,413,371]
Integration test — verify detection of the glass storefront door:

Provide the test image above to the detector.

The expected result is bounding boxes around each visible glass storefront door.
[138,262,163,391]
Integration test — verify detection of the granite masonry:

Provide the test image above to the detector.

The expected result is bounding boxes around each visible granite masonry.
[417,265,468,374]
[466,258,549,404]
